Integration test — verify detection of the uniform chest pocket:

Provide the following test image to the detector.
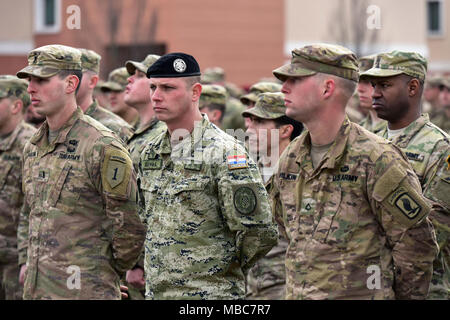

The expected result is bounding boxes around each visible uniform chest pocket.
[0,163,12,191]
[167,177,212,211]
[47,163,79,210]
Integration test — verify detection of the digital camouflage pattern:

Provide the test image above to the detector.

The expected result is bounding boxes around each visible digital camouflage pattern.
[240,82,282,106]
[0,76,30,107]
[138,115,278,299]
[0,121,36,299]
[273,43,360,82]
[270,117,438,299]
[18,107,146,300]
[85,100,134,144]
[199,84,227,109]
[246,161,287,300]
[127,117,167,174]
[359,115,387,135]
[17,45,82,79]
[126,54,161,75]
[360,51,427,81]
[242,92,285,120]
[79,48,101,74]
[101,67,129,92]
[377,114,450,299]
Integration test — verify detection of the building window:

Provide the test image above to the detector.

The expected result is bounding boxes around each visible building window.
[427,0,445,36]
[34,0,61,33]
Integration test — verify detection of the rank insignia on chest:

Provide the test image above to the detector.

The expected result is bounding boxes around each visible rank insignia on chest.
[142,159,162,170]
[184,162,202,171]
[227,155,248,170]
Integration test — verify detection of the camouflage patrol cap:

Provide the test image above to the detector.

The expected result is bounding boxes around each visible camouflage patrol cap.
[79,48,101,74]
[199,84,227,109]
[126,54,161,75]
[240,81,282,106]
[273,43,359,82]
[201,67,225,84]
[242,92,286,120]
[358,54,376,73]
[101,67,128,92]
[17,44,82,79]
[0,75,31,107]
[360,51,428,81]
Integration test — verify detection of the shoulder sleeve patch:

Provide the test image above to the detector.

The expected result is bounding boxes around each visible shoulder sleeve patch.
[231,183,261,215]
[102,146,132,197]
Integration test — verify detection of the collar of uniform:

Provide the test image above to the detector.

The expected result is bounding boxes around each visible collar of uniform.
[30,106,83,146]
[133,116,159,136]
[295,116,350,170]
[84,99,98,117]
[387,113,429,148]
[0,120,25,151]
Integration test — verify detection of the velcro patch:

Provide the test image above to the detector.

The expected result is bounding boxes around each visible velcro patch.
[142,159,162,170]
[227,155,248,170]
[389,187,421,219]
[233,185,257,215]
[102,147,132,197]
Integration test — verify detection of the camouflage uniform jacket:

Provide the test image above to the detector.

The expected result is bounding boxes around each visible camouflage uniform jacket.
[127,117,167,174]
[138,116,278,299]
[0,121,35,263]
[359,114,387,135]
[246,168,287,300]
[270,117,438,299]
[429,109,450,135]
[85,100,134,144]
[18,107,146,300]
[377,113,450,299]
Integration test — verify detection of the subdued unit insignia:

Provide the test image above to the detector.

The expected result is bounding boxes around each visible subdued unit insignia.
[102,147,131,196]
[227,154,248,170]
[233,186,257,214]
[389,187,422,219]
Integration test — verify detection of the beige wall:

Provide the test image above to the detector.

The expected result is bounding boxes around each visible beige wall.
[427,0,450,71]
[0,0,33,54]
[285,0,428,58]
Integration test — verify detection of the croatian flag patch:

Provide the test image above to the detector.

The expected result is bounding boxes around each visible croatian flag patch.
[227,154,248,170]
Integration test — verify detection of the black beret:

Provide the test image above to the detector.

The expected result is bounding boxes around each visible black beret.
[146,52,201,78]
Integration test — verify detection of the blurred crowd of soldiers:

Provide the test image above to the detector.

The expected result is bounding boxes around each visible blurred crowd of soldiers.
[0,41,448,300]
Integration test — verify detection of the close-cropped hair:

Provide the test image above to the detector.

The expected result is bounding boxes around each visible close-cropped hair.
[274,115,304,141]
[58,69,83,93]
[202,103,226,122]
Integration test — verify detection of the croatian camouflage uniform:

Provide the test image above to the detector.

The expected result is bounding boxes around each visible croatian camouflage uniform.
[101,67,140,129]
[138,53,278,299]
[242,92,288,300]
[202,67,247,131]
[361,52,450,299]
[16,45,146,300]
[79,49,134,145]
[125,54,167,173]
[0,76,35,300]
[357,55,387,134]
[270,44,438,300]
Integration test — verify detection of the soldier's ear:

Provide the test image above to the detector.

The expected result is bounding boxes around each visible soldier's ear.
[65,75,80,94]
[191,82,202,102]
[408,78,420,97]
[322,78,336,99]
[10,98,23,115]
[89,74,99,89]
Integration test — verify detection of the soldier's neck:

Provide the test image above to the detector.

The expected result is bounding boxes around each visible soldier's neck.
[306,112,345,146]
[78,93,94,113]
[46,102,77,131]
[138,102,156,127]
[0,115,22,136]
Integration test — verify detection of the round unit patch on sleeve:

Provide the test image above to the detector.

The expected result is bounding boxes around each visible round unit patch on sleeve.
[234,186,257,215]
